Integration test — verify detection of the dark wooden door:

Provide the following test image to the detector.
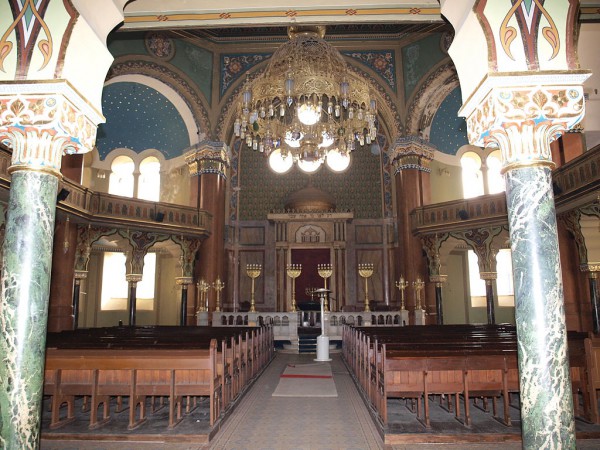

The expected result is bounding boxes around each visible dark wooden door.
[290,248,330,305]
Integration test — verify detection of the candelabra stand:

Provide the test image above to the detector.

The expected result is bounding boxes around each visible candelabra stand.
[213,277,225,312]
[395,276,408,310]
[413,277,425,310]
[358,263,374,312]
[198,279,210,312]
[317,264,333,311]
[286,264,302,312]
[305,287,317,301]
[246,264,262,313]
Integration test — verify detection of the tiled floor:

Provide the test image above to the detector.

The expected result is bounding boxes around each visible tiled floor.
[209,353,382,450]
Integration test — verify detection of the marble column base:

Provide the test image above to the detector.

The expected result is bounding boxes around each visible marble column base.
[197,311,209,326]
[399,309,409,326]
[414,309,426,325]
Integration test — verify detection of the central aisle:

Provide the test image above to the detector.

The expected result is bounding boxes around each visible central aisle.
[209,352,383,450]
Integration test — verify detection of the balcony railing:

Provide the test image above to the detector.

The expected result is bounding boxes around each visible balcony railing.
[0,144,211,237]
[412,145,599,235]
[412,192,508,235]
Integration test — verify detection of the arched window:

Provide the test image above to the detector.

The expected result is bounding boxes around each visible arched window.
[460,149,506,198]
[460,151,484,199]
[106,153,162,200]
[109,156,135,197]
[138,156,161,201]
[486,150,505,194]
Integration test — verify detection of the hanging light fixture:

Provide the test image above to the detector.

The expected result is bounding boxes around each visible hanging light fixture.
[233,25,377,174]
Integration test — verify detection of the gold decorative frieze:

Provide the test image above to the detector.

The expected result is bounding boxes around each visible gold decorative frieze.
[185,141,230,178]
[267,211,353,222]
[390,136,435,174]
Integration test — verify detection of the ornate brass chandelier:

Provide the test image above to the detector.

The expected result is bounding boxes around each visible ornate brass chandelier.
[233,26,377,174]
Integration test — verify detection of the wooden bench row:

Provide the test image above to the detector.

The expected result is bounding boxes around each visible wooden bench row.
[44,326,274,430]
[342,325,593,428]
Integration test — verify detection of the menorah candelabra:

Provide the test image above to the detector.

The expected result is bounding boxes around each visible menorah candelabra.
[395,275,408,310]
[358,263,374,312]
[305,287,317,301]
[413,277,425,310]
[317,264,333,311]
[286,264,302,312]
[197,279,210,312]
[213,277,225,312]
[246,264,262,313]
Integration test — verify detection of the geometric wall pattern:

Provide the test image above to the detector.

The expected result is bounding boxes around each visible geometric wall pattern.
[238,145,383,220]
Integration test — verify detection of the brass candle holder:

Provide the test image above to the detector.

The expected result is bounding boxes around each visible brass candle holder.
[358,263,374,312]
[246,264,262,313]
[213,277,225,312]
[395,275,408,310]
[318,264,333,311]
[286,264,302,312]
[197,279,210,312]
[413,277,425,310]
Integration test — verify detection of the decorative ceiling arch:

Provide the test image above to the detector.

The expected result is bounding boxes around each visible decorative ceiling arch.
[405,62,459,139]
[104,74,198,148]
[107,56,212,140]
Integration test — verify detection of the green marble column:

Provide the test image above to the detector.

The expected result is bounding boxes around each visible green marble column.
[0,170,59,449]
[505,165,575,449]
[457,80,589,449]
[0,85,102,448]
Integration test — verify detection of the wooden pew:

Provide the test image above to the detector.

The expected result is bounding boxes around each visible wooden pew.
[343,324,592,428]
[44,325,274,431]
[45,342,218,429]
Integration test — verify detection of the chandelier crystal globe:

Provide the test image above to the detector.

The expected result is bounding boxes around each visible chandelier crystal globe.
[233,25,377,174]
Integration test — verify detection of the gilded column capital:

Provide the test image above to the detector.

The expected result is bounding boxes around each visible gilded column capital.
[185,140,231,178]
[459,73,590,173]
[0,81,104,177]
[390,136,435,175]
[74,270,88,280]
[430,274,448,286]
[175,276,193,286]
[126,274,143,284]
[480,271,498,281]
[581,264,600,274]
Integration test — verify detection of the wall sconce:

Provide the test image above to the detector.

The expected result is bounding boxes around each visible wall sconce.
[97,170,106,179]
[438,168,450,177]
